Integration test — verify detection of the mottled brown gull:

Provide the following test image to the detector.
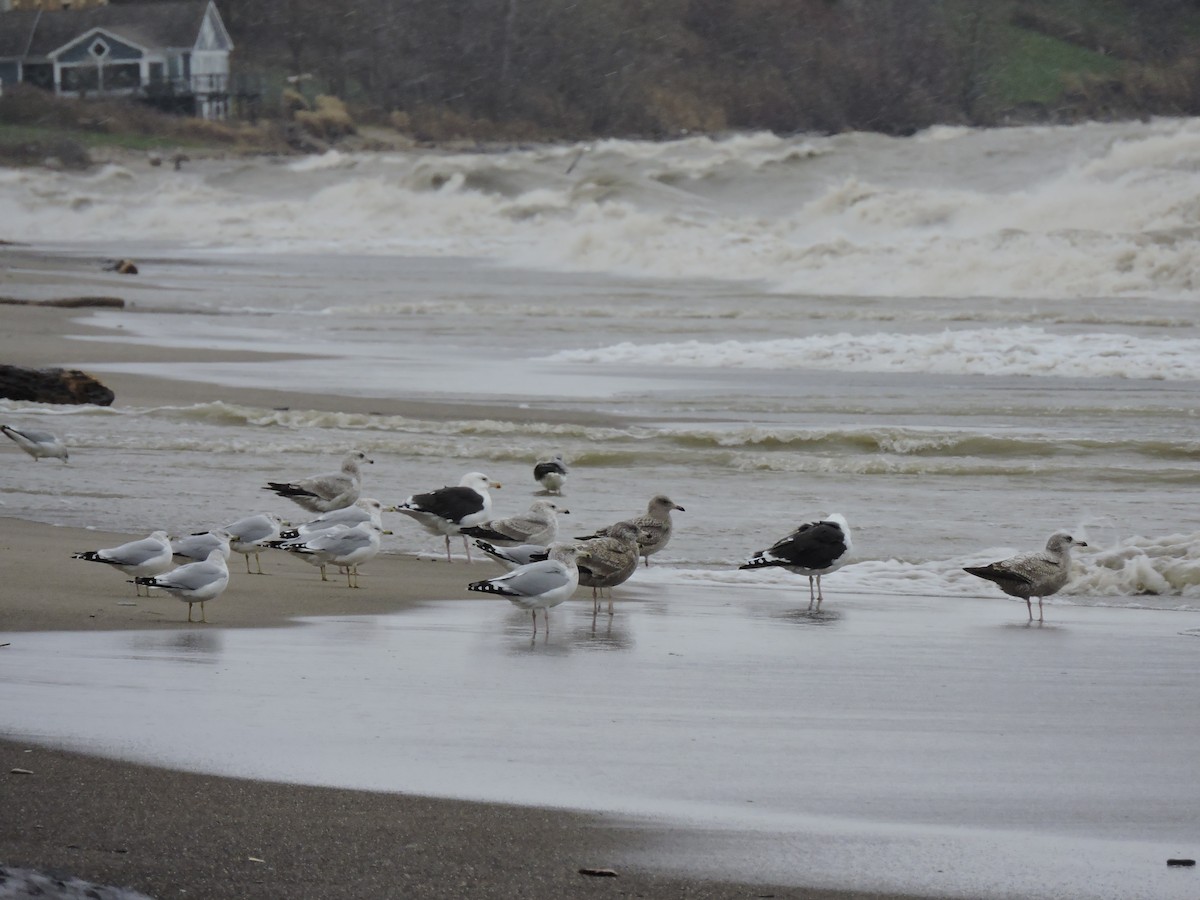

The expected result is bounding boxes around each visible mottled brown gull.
[963,531,1087,623]
[460,499,567,546]
[576,494,684,566]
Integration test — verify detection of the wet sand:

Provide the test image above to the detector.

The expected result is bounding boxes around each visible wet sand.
[0,289,920,899]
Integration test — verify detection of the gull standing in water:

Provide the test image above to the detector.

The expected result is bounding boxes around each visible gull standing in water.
[134,548,230,623]
[577,494,684,566]
[72,530,173,597]
[2,425,69,462]
[740,514,853,612]
[574,521,641,614]
[394,472,501,562]
[468,544,588,635]
[460,499,566,546]
[964,531,1087,623]
[263,450,373,513]
[533,453,569,494]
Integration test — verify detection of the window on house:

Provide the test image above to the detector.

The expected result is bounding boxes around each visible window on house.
[105,63,140,89]
[61,65,100,92]
[89,39,109,59]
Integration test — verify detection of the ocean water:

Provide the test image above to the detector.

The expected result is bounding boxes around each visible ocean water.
[3,117,1199,606]
[4,120,1200,899]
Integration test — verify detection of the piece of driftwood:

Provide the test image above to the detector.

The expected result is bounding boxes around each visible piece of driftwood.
[0,296,125,308]
[0,365,115,406]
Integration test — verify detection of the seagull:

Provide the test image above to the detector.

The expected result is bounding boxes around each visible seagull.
[171,529,234,562]
[2,425,69,462]
[223,513,286,575]
[133,548,230,623]
[277,497,390,538]
[474,540,549,570]
[460,499,567,546]
[577,494,685,566]
[72,530,173,597]
[273,522,383,588]
[574,521,640,614]
[468,544,589,634]
[394,472,502,563]
[964,532,1088,623]
[263,450,373,513]
[533,453,569,494]
[740,513,853,612]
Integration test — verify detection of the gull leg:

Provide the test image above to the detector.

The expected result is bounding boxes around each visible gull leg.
[320,564,329,582]
[244,553,253,575]
[1025,598,1033,621]
[1037,596,1044,623]
[815,576,824,612]
[531,609,538,635]
[187,602,194,623]
[346,566,354,588]
[444,535,452,564]
[255,551,264,575]
[807,576,816,611]
[200,601,207,624]
[463,536,473,563]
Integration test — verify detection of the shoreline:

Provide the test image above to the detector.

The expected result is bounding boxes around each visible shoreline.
[0,515,923,900]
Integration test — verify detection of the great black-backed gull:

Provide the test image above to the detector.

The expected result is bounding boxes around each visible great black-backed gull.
[964,531,1087,623]
[574,520,640,614]
[460,499,566,546]
[740,513,853,611]
[223,513,286,575]
[577,494,684,566]
[263,450,373,513]
[468,543,589,634]
[534,453,569,494]
[72,530,173,597]
[273,521,383,588]
[395,472,501,562]
[134,549,230,622]
[1,424,69,462]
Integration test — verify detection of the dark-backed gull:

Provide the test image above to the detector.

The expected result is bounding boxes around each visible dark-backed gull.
[740,513,853,611]
[468,543,589,634]
[263,450,373,513]
[964,531,1087,623]
[394,471,501,562]
[534,453,569,494]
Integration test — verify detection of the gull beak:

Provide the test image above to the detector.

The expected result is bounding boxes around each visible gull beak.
[491,481,503,489]
[382,530,394,536]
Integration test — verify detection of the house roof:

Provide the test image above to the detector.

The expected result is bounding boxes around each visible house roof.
[0,1,220,61]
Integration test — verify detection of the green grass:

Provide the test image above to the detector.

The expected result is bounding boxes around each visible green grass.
[0,121,221,152]
[990,25,1123,106]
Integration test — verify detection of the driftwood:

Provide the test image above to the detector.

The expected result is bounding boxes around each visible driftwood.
[0,365,114,406]
[0,296,125,308]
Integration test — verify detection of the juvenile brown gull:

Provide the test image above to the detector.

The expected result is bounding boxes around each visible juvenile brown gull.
[964,531,1087,623]
[576,494,684,566]
[740,513,853,612]
[574,521,640,614]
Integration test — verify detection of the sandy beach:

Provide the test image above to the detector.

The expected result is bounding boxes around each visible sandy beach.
[0,297,921,899]
[3,241,1199,900]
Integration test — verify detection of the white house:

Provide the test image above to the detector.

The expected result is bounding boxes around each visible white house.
[0,1,234,118]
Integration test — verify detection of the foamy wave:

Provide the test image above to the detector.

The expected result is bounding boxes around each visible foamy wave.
[4,119,1200,302]
[659,530,1200,607]
[542,326,1200,380]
